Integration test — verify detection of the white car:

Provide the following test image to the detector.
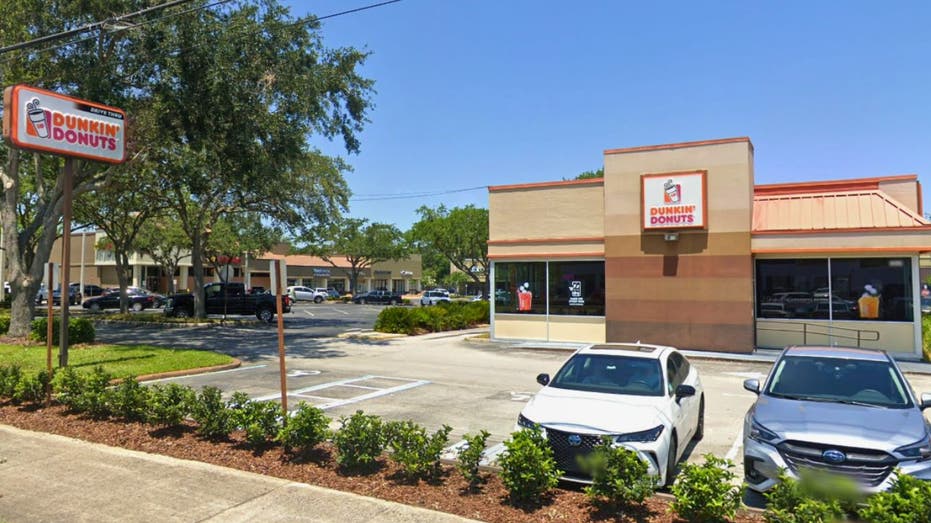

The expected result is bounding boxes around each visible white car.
[421,289,451,306]
[286,286,327,303]
[517,342,704,487]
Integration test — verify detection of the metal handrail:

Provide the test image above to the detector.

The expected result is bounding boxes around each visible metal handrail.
[757,321,880,347]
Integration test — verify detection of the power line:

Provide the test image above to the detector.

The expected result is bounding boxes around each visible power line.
[0,0,197,55]
[350,185,487,202]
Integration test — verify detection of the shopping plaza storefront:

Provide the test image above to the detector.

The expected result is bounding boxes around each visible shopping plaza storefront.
[488,137,931,358]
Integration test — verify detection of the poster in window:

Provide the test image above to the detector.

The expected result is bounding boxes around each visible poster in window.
[569,280,584,306]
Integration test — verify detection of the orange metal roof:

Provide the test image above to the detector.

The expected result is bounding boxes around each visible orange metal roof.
[753,190,930,232]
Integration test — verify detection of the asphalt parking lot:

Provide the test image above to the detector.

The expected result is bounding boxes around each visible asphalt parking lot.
[96,306,931,476]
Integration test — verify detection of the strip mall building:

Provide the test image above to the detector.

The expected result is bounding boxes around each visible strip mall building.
[488,137,931,359]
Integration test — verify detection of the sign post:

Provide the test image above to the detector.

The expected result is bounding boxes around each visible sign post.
[273,259,288,422]
[2,84,125,369]
[45,262,54,406]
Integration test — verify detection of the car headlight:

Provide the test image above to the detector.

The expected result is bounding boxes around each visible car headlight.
[895,435,931,461]
[517,413,536,429]
[615,425,664,443]
[748,418,781,444]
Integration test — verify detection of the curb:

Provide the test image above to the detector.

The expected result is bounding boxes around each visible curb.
[108,358,243,384]
[92,318,261,329]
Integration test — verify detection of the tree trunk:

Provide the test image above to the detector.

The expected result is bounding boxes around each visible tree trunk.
[115,250,132,313]
[192,230,206,318]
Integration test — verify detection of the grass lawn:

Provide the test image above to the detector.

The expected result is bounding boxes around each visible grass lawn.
[0,343,234,379]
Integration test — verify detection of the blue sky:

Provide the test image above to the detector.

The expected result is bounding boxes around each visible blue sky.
[286,0,931,229]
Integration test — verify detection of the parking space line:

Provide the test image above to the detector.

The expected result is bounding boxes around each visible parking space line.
[253,375,378,401]
[304,310,315,317]
[314,379,430,410]
[337,384,381,391]
[292,394,340,402]
[724,425,744,463]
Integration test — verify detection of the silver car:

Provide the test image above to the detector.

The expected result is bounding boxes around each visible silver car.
[742,346,931,492]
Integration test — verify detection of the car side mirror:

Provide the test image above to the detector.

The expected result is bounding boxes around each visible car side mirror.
[920,393,931,411]
[675,384,696,402]
[536,373,550,386]
[743,378,761,395]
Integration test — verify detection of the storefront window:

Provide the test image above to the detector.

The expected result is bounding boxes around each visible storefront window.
[756,258,912,321]
[548,261,605,316]
[494,262,546,314]
[830,258,912,322]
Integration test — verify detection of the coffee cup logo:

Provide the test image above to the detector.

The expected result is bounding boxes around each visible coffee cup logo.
[663,179,681,204]
[26,98,49,139]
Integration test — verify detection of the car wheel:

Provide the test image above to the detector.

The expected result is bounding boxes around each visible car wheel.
[174,308,191,319]
[665,432,678,488]
[390,299,399,305]
[89,303,101,312]
[257,308,274,323]
[360,298,366,305]
[314,296,323,304]
[694,396,705,441]
[131,302,143,312]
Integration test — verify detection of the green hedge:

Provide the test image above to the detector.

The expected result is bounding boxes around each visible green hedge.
[923,315,931,362]
[31,316,96,345]
[374,301,489,335]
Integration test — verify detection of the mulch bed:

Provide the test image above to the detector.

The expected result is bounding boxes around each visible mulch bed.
[0,402,764,523]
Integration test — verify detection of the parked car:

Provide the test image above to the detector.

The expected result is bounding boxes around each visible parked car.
[74,283,105,298]
[352,290,403,305]
[742,345,931,493]
[517,342,704,486]
[82,288,155,312]
[326,287,341,299]
[286,286,328,303]
[421,289,451,306]
[249,286,266,295]
[164,282,291,322]
[52,286,82,306]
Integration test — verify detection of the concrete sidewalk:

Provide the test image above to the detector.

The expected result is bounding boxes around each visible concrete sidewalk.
[0,424,477,523]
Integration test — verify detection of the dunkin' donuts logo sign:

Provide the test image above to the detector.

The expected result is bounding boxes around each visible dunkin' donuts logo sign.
[642,171,707,230]
[2,85,125,164]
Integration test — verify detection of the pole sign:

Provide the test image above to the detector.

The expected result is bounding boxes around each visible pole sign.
[2,85,126,164]
[641,170,708,230]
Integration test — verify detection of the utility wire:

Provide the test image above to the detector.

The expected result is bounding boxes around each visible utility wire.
[0,0,196,55]
[350,185,486,202]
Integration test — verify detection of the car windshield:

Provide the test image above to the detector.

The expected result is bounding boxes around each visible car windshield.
[550,354,664,396]
[765,355,912,408]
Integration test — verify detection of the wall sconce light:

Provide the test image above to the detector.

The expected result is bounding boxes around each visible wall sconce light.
[663,232,679,242]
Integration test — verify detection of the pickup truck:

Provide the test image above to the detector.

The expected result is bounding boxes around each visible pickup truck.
[163,282,292,322]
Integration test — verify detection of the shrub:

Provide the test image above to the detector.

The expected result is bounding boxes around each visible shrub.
[498,426,561,504]
[52,366,84,411]
[277,401,330,454]
[0,365,23,399]
[79,366,114,419]
[333,410,385,470]
[579,436,656,507]
[858,472,931,523]
[384,420,452,481]
[373,301,490,335]
[0,315,10,335]
[670,454,742,522]
[191,386,235,440]
[110,376,148,422]
[30,316,95,344]
[13,369,52,405]
[456,429,491,490]
[373,307,413,334]
[228,391,281,447]
[764,471,847,523]
[145,383,195,427]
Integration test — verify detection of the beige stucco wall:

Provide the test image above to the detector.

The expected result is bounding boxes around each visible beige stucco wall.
[489,241,605,259]
[489,182,604,242]
[756,319,916,355]
[493,314,548,340]
[878,178,921,215]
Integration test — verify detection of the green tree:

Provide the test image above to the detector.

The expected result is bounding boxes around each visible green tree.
[135,215,191,295]
[308,218,409,294]
[410,205,488,294]
[74,165,161,312]
[203,214,281,283]
[137,0,371,318]
[575,168,604,179]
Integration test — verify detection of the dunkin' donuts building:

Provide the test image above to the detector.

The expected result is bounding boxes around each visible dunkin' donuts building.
[488,137,931,358]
